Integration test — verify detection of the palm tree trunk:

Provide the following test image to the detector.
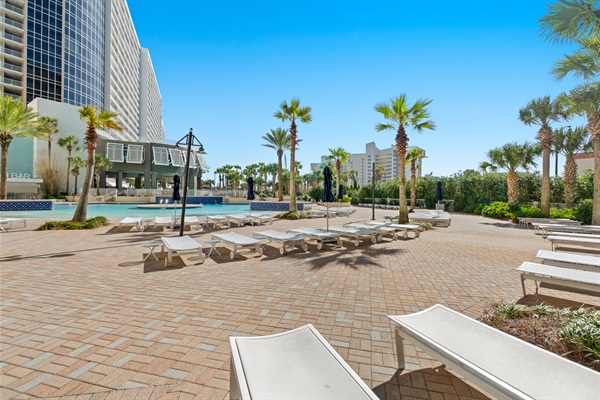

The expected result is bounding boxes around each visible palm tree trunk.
[74,174,79,195]
[410,161,417,209]
[72,148,95,222]
[95,172,101,196]
[507,170,519,205]
[396,126,409,223]
[66,152,71,195]
[289,121,297,211]
[48,141,52,170]
[0,143,9,199]
[593,138,600,225]
[541,146,551,216]
[563,156,577,208]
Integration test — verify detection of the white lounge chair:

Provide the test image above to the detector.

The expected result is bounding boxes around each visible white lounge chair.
[151,216,173,231]
[287,227,342,250]
[0,217,26,232]
[535,223,599,237]
[520,217,579,229]
[247,214,272,225]
[254,229,307,255]
[547,235,600,253]
[212,232,263,259]
[206,215,230,229]
[329,207,354,217]
[388,304,600,400]
[229,324,379,400]
[409,213,451,227]
[306,209,335,218]
[329,225,380,246]
[118,217,142,231]
[535,249,600,272]
[226,214,254,227]
[180,215,203,230]
[363,221,421,239]
[516,261,600,295]
[160,235,204,266]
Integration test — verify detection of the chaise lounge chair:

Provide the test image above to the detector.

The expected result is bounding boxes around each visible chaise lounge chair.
[180,215,203,230]
[229,324,379,400]
[362,221,421,239]
[535,249,600,271]
[329,225,381,246]
[246,214,273,225]
[535,223,599,237]
[226,214,254,227]
[388,304,600,400]
[0,217,27,232]
[206,214,230,229]
[212,232,263,259]
[516,261,600,295]
[547,235,600,253]
[160,235,204,266]
[118,217,142,231]
[287,227,343,250]
[151,216,173,231]
[253,229,308,255]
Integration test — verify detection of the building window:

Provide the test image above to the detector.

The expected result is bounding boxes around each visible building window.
[169,149,185,167]
[153,147,169,165]
[196,152,209,171]
[105,142,124,162]
[126,145,144,163]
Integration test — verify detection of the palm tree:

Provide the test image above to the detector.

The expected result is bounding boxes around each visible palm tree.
[486,142,540,205]
[265,163,278,196]
[374,166,385,182]
[559,82,600,223]
[405,148,426,209]
[374,94,435,222]
[0,95,41,199]
[58,134,80,195]
[554,126,590,207]
[478,161,497,174]
[257,162,269,192]
[72,105,122,222]
[518,96,563,217]
[540,0,600,81]
[94,154,113,196]
[328,147,350,200]
[274,98,312,211]
[37,116,60,169]
[70,156,86,195]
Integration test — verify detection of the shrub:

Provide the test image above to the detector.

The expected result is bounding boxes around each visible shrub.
[38,216,109,230]
[274,211,310,220]
[481,202,511,219]
[550,207,577,220]
[473,204,486,215]
[576,199,593,225]
[519,204,542,218]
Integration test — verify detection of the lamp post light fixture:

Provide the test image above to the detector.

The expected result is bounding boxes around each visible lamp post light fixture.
[175,128,204,237]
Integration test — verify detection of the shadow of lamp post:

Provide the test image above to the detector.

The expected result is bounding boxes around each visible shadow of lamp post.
[176,128,204,237]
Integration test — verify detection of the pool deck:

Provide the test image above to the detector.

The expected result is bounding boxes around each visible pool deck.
[0,209,598,399]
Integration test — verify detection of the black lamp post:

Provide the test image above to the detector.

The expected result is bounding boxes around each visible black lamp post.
[176,128,204,237]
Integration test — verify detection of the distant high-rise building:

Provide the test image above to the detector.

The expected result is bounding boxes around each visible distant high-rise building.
[1,0,165,143]
[312,142,425,187]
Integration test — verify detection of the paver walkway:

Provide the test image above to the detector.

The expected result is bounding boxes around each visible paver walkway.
[1,209,598,399]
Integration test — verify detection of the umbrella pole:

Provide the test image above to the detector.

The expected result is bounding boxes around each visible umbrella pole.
[326,202,329,232]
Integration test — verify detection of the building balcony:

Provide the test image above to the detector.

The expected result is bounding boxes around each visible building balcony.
[3,76,22,88]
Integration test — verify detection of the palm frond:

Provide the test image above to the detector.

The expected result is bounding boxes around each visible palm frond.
[375,123,395,132]
[551,45,600,81]
[540,0,600,44]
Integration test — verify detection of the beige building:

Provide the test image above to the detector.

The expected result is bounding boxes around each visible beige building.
[574,153,594,176]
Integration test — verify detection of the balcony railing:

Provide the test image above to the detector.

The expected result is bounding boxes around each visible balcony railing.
[3,17,23,29]
[2,47,22,58]
[2,2,23,14]
[3,32,22,44]
[3,76,22,86]
[2,62,22,73]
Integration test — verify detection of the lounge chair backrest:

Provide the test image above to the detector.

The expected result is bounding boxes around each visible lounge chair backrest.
[389,304,600,400]
[230,324,378,400]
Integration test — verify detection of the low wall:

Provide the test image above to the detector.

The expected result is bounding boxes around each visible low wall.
[250,201,305,212]
[0,199,55,211]
[155,196,223,205]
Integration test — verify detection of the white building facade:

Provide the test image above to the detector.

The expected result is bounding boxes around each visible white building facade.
[312,142,426,187]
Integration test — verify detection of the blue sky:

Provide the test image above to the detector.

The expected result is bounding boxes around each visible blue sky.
[127,0,585,178]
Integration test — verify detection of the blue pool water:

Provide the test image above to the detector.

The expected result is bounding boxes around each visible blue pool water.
[0,203,256,220]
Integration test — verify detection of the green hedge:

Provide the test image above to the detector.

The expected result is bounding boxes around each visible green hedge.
[38,216,109,230]
[480,201,591,224]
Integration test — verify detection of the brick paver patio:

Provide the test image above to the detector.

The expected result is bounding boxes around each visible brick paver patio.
[1,209,598,399]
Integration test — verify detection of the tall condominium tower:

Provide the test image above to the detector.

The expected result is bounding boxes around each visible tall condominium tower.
[0,0,165,143]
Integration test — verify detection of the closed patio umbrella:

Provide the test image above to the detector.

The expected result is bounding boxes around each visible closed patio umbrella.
[435,180,443,213]
[173,174,181,227]
[323,166,334,231]
[247,176,255,215]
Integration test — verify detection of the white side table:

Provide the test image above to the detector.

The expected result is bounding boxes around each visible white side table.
[204,239,222,257]
[141,242,161,262]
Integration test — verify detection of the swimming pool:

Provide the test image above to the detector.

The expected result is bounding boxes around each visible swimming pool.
[0,203,261,220]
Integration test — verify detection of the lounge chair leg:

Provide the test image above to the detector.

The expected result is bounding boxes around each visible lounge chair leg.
[521,275,527,296]
[230,357,240,400]
[394,327,406,369]
[534,281,539,294]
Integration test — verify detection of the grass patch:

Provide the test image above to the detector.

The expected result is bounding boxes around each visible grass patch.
[480,302,600,371]
[274,211,311,220]
[38,216,109,230]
